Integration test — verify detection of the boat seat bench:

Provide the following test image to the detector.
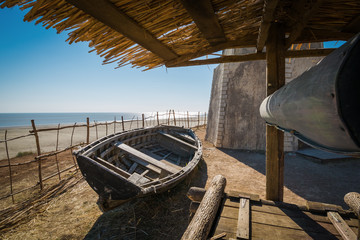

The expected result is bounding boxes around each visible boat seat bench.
[114,142,179,174]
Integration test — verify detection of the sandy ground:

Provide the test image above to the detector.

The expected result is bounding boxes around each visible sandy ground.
[1,127,360,239]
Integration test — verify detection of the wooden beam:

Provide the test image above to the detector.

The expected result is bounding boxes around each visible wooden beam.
[65,0,177,61]
[296,29,355,43]
[168,48,334,67]
[285,0,323,49]
[256,0,279,52]
[165,37,256,67]
[265,23,285,202]
[342,15,360,33]
[180,0,226,46]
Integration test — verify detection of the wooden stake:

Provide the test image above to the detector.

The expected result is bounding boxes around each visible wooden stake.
[265,23,285,202]
[114,116,116,133]
[181,175,226,240]
[86,117,90,144]
[5,130,14,203]
[94,121,98,139]
[157,112,160,126]
[31,119,43,190]
[187,111,190,128]
[173,110,176,126]
[121,116,125,131]
[198,111,200,128]
[55,124,61,180]
[204,112,207,128]
[142,114,145,128]
[105,121,108,135]
[168,110,171,125]
[70,123,78,170]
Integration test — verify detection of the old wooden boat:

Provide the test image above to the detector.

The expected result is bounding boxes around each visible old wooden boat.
[74,125,202,211]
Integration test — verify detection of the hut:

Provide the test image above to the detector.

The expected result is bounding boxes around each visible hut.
[1,0,359,238]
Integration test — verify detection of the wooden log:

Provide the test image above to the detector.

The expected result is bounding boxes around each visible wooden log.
[181,175,226,240]
[265,23,285,202]
[345,192,360,217]
[187,187,206,202]
[31,119,43,190]
[327,211,357,240]
[86,117,90,144]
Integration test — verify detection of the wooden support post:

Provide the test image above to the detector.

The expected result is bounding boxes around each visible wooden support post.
[181,175,226,240]
[173,110,176,126]
[142,114,145,128]
[265,23,285,202]
[31,119,43,190]
[156,112,160,126]
[55,124,61,180]
[121,116,125,131]
[5,131,14,203]
[86,117,90,144]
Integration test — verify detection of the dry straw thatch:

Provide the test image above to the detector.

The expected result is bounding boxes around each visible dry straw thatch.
[1,0,359,70]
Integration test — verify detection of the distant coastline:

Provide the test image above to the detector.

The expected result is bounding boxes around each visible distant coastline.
[0,112,144,128]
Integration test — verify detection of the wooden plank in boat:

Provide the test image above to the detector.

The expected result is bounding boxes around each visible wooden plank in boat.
[114,142,179,174]
[128,172,150,185]
[158,131,198,151]
[95,157,130,178]
[141,149,182,171]
[128,162,138,174]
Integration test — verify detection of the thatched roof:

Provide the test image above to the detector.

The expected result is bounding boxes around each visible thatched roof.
[1,0,359,70]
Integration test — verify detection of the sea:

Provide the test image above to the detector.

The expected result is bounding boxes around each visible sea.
[0,112,148,128]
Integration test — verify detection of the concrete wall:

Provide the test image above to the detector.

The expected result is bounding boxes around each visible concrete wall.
[206,44,323,151]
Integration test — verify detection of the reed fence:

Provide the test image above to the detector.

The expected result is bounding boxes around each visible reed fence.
[0,110,206,208]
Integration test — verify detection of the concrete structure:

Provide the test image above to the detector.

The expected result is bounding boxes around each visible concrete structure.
[206,44,323,151]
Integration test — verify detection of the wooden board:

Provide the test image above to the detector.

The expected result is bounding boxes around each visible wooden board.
[158,132,198,151]
[236,198,250,239]
[328,211,357,240]
[210,195,359,240]
[115,142,179,174]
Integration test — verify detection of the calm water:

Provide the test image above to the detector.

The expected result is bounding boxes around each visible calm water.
[0,112,145,128]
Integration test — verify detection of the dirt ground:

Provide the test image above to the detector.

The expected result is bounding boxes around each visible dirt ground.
[1,127,360,239]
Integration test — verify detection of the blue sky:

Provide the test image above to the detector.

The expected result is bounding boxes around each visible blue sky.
[0,6,344,113]
[0,7,217,113]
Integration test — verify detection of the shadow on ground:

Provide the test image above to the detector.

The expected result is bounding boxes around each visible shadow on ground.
[84,159,208,240]
[219,148,360,208]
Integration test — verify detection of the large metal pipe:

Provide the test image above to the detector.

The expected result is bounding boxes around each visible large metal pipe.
[260,33,360,155]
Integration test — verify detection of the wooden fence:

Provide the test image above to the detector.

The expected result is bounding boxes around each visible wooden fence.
[0,110,206,206]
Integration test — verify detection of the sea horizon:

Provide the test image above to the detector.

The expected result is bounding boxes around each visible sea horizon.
[0,111,204,128]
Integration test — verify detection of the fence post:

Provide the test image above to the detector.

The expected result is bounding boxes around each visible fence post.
[173,110,176,126]
[55,124,61,180]
[157,112,160,126]
[121,116,125,131]
[31,119,43,190]
[94,121,98,139]
[86,117,90,144]
[198,111,200,128]
[105,121,108,135]
[114,116,116,133]
[187,111,190,128]
[168,110,171,125]
[204,112,207,128]
[70,123,78,170]
[142,114,145,128]
[5,130,14,203]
